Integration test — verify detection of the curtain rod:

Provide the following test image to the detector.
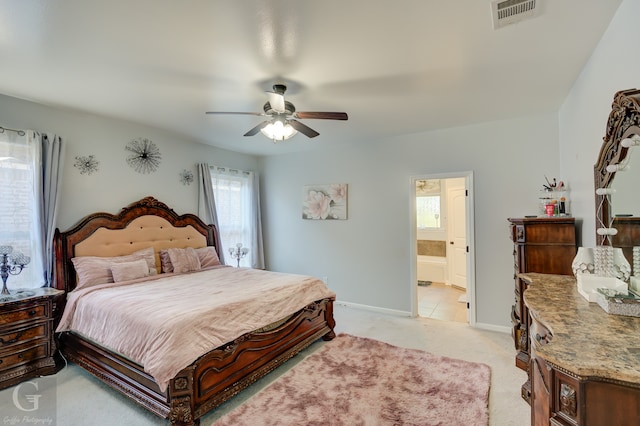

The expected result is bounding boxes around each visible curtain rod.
[0,126,26,136]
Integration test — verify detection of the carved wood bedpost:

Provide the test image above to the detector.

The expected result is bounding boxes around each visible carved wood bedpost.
[168,368,198,426]
[322,299,336,341]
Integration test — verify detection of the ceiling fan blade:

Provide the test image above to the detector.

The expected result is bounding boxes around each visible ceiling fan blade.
[295,111,348,120]
[244,121,271,136]
[205,111,265,116]
[289,119,320,138]
[266,91,286,113]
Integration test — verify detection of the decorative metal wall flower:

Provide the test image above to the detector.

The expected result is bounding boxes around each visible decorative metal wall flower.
[73,155,99,175]
[126,137,161,174]
[179,169,194,185]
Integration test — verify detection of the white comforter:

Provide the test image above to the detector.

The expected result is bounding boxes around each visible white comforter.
[56,266,335,391]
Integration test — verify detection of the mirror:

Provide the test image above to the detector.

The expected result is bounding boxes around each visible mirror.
[611,162,640,217]
[594,88,640,277]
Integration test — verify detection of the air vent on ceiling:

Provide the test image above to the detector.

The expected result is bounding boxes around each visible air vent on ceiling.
[491,0,539,29]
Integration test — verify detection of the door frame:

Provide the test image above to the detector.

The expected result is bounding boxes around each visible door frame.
[409,171,476,326]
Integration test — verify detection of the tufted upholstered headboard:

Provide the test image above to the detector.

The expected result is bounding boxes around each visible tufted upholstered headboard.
[53,196,220,292]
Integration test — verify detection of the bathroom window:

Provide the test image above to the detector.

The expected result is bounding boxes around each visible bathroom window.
[416,179,442,229]
[416,195,441,228]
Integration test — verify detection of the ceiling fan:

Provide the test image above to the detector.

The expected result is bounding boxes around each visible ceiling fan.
[205,84,348,141]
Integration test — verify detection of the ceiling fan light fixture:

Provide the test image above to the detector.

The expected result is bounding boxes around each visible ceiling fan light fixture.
[260,119,297,142]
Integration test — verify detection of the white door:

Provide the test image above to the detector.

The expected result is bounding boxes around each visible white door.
[447,183,467,289]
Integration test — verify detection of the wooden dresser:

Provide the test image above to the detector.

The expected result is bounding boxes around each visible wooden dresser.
[522,273,640,426]
[0,288,64,390]
[508,217,578,402]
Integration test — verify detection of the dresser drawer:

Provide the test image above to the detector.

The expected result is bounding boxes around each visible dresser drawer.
[530,317,552,348]
[0,303,47,326]
[0,323,47,350]
[0,342,48,372]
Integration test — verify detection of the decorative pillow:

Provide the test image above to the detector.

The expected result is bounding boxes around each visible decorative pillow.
[195,247,221,268]
[167,247,202,274]
[72,247,156,290]
[132,247,158,276]
[159,250,173,273]
[110,259,150,283]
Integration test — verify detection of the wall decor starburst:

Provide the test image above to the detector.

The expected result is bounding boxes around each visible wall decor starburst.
[125,137,161,174]
[73,155,99,175]
[179,169,194,185]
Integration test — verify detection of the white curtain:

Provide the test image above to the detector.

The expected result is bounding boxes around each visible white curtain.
[0,131,44,288]
[207,165,265,269]
[0,130,64,289]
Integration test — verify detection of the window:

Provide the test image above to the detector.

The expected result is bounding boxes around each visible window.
[0,132,44,289]
[209,166,255,267]
[416,179,442,229]
[416,195,441,228]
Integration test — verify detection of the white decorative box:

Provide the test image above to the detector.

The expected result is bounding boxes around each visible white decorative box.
[576,274,628,303]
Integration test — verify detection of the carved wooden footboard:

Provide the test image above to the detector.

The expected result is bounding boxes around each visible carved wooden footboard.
[59,298,335,426]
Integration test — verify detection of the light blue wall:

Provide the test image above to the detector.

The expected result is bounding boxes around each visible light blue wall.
[0,94,259,230]
[260,113,560,328]
[560,0,640,247]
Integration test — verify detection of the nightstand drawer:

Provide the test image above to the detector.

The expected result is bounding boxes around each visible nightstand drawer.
[0,289,63,390]
[0,342,48,372]
[0,324,47,350]
[0,303,47,325]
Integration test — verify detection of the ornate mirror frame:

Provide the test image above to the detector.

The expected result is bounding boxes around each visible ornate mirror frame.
[594,88,640,245]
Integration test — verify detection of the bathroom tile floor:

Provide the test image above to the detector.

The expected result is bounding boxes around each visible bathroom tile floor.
[418,281,468,323]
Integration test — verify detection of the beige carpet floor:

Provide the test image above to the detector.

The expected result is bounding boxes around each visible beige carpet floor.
[0,304,530,425]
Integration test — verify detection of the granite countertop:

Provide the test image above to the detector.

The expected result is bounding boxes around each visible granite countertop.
[522,273,640,384]
[0,287,64,305]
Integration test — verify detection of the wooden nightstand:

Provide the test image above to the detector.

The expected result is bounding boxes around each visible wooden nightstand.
[0,287,64,390]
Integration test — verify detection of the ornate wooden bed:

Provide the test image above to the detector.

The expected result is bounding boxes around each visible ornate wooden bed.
[52,196,336,426]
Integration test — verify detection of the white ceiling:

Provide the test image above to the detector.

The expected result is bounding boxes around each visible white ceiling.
[0,1,622,156]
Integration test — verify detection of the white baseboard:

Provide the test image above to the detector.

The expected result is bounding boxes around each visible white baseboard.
[336,300,511,334]
[474,322,511,334]
[335,300,412,317]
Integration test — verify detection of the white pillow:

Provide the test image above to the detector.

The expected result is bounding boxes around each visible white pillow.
[110,259,150,283]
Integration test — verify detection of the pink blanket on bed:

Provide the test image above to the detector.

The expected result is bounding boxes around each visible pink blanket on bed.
[56,266,335,391]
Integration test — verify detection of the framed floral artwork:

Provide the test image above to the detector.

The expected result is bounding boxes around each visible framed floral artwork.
[302,184,348,220]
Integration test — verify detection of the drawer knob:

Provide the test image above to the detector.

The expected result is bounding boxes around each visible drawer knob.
[28,310,36,316]
[17,354,23,359]
[0,332,23,345]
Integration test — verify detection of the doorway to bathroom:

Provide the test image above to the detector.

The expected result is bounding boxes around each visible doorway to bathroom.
[410,172,475,325]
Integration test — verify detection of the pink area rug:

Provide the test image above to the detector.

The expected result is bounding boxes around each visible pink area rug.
[212,333,491,426]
